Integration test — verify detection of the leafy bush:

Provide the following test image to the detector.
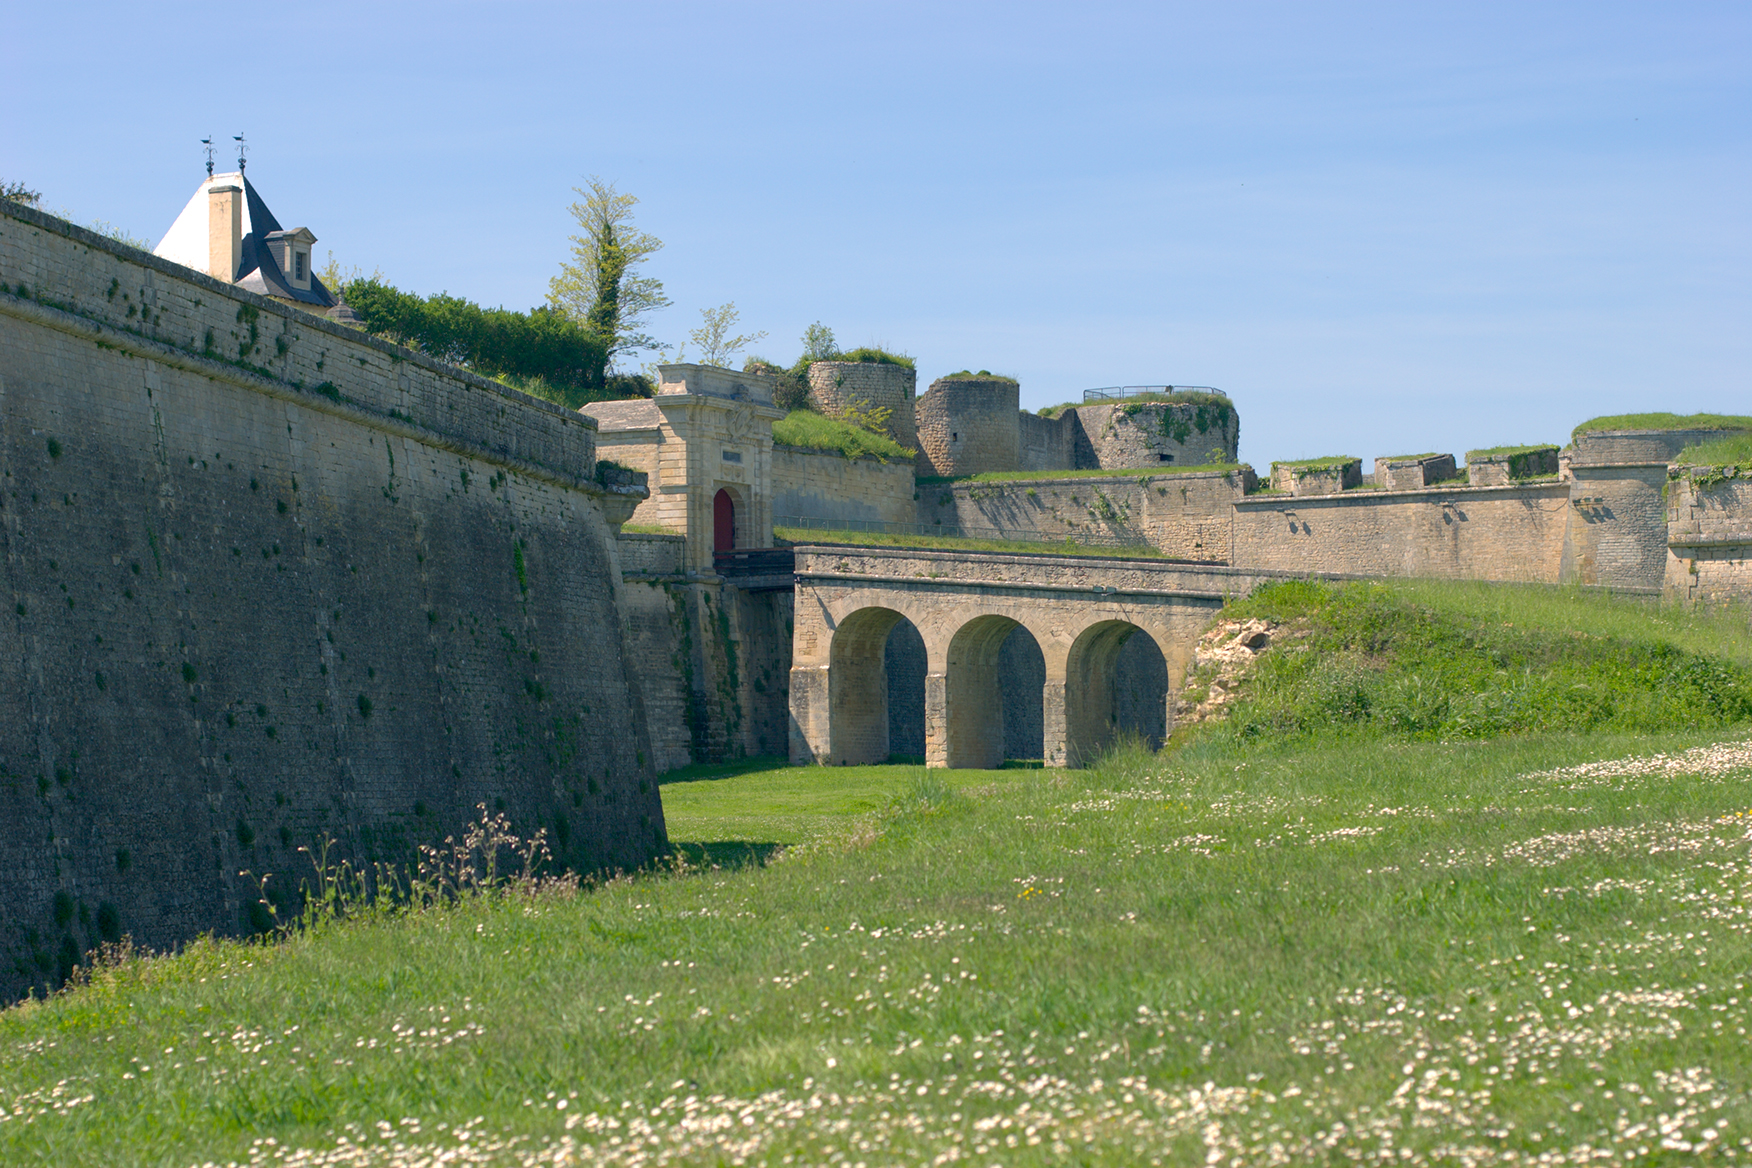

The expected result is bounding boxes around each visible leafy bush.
[341,279,611,409]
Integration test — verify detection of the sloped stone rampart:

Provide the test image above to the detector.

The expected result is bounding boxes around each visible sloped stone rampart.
[0,202,663,998]
[1234,482,1571,582]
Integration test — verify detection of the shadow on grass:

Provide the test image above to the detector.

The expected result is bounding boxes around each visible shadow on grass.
[659,755,790,786]
[668,840,784,871]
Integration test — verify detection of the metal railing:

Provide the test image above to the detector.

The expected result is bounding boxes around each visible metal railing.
[773,514,1150,549]
[1081,385,1224,403]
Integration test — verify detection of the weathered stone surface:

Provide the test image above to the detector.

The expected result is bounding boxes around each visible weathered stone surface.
[806,361,917,452]
[916,378,1020,477]
[1663,468,1752,607]
[0,202,663,997]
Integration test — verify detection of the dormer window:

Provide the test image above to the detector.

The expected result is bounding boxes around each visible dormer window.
[265,227,318,292]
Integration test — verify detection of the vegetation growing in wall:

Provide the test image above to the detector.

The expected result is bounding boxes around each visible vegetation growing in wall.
[340,279,614,409]
[835,347,914,369]
[1572,412,1752,436]
[772,410,914,463]
[1674,432,1752,470]
[936,370,1016,384]
[1036,389,1231,419]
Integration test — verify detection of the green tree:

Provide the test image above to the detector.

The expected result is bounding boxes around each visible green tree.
[688,302,767,369]
[801,321,839,361]
[548,177,670,378]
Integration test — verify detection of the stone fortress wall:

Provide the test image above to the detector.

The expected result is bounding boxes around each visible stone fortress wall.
[0,200,666,997]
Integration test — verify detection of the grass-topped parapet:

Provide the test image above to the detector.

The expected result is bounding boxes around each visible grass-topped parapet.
[1463,444,1560,485]
[774,525,1166,559]
[1269,456,1363,496]
[1670,432,1752,489]
[1572,411,1752,437]
[931,370,1019,387]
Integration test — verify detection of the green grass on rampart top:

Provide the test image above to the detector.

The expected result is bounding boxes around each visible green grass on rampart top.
[5,579,1752,1163]
[1036,389,1231,418]
[916,464,1241,486]
[1373,452,1443,462]
[1269,455,1359,471]
[1465,443,1559,460]
[1676,432,1752,468]
[833,347,915,369]
[1572,411,1752,437]
[774,525,1167,559]
[770,409,915,462]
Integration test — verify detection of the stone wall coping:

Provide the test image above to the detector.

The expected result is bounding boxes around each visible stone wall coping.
[928,467,1247,488]
[794,569,1230,603]
[1669,536,1752,550]
[773,442,916,466]
[0,277,622,500]
[1234,480,1569,509]
[0,199,597,433]
[792,544,1233,574]
[618,531,687,543]
[654,393,787,420]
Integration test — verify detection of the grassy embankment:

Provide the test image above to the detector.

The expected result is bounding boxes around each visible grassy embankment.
[4,581,1752,1165]
[771,410,914,463]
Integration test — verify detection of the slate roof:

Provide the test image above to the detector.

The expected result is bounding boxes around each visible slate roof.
[154,172,337,308]
[579,398,664,432]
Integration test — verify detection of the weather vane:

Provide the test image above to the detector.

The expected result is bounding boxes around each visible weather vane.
[201,136,215,179]
[234,133,248,174]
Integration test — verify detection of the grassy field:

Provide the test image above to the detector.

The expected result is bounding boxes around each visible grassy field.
[3,584,1752,1165]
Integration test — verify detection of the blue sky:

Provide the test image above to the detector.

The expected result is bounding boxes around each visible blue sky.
[7,2,1747,467]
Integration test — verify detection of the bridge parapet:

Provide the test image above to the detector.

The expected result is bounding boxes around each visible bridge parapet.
[788,545,1272,770]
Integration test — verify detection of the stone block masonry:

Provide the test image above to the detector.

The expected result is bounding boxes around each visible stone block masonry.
[1664,469,1752,607]
[1233,481,1571,582]
[0,202,664,997]
[806,361,917,452]
[916,377,1019,477]
[919,469,1254,561]
[772,445,916,527]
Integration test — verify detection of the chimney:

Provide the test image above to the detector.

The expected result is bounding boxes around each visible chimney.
[207,185,242,281]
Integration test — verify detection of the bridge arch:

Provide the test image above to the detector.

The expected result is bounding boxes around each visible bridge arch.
[825,605,922,765]
[1061,619,1172,767]
[936,614,1046,769]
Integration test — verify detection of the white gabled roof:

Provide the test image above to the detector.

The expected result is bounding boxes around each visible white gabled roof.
[154,171,335,307]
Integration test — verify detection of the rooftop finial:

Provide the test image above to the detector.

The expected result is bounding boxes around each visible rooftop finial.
[233,133,248,174]
[201,136,215,179]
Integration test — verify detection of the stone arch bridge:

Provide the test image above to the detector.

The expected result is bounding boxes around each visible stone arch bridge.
[787,546,1272,768]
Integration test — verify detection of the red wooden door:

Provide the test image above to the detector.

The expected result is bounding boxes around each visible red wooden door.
[713,489,735,554]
